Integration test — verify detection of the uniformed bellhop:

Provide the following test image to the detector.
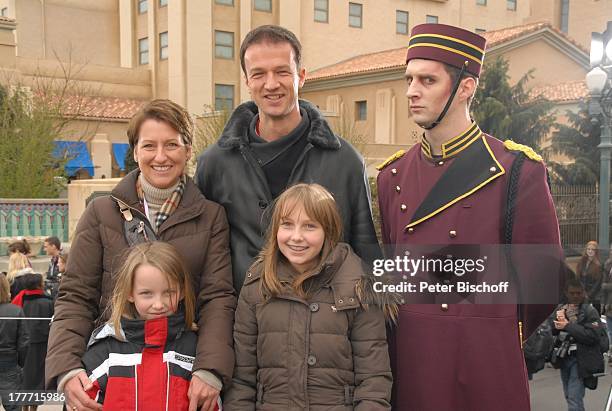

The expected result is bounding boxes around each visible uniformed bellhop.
[377,23,564,411]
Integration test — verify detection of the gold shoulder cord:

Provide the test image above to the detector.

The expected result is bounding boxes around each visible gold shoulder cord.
[519,321,524,348]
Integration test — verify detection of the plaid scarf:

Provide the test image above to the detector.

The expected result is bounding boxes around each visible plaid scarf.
[136,174,187,231]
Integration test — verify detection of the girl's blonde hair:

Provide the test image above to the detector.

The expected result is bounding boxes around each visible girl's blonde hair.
[109,242,195,335]
[7,252,30,284]
[259,183,342,299]
[0,274,10,303]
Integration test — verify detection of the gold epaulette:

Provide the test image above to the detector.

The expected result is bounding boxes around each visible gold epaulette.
[376,150,406,171]
[503,140,542,162]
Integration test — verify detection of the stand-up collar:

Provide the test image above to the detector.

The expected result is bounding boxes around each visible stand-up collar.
[421,122,482,160]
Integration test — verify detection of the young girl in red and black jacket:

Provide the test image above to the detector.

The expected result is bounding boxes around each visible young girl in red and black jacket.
[80,242,221,411]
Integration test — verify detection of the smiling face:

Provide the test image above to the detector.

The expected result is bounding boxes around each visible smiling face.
[277,203,325,274]
[243,41,306,125]
[128,263,182,321]
[133,119,192,189]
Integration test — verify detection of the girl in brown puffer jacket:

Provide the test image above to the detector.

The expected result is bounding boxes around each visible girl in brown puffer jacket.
[225,183,392,411]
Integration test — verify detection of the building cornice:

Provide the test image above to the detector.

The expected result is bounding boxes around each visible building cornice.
[486,28,590,70]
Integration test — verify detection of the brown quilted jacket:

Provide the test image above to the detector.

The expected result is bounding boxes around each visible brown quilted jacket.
[45,170,236,388]
[225,243,391,410]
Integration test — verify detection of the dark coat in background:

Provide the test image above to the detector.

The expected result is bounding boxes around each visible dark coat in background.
[0,302,29,369]
[22,293,54,390]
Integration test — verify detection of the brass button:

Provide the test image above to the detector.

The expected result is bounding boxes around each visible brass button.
[449,230,457,238]
[247,273,252,278]
[441,304,449,311]
[338,299,344,304]
[407,227,414,234]
[438,161,444,166]
[307,355,317,366]
[309,303,319,312]
[489,166,497,173]
[349,297,354,303]
[395,185,401,193]
[400,204,407,212]
[391,168,397,175]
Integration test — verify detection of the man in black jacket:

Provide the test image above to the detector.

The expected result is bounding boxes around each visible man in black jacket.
[196,25,379,290]
[552,279,606,411]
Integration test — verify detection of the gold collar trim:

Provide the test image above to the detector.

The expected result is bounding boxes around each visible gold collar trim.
[420,122,482,160]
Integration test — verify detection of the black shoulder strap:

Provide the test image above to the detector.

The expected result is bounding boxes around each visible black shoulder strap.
[504,152,526,244]
[504,152,526,343]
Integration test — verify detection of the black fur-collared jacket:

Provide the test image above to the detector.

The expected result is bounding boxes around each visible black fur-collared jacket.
[196,99,380,290]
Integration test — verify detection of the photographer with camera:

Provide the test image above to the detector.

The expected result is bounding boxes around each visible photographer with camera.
[551,278,607,411]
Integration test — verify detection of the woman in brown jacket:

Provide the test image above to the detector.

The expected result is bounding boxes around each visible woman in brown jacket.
[45,100,236,411]
[225,184,392,410]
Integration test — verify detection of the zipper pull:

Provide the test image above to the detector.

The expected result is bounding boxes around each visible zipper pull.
[137,221,150,241]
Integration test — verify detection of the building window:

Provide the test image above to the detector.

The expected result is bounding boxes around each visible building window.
[314,0,328,23]
[138,0,147,14]
[560,0,569,33]
[138,37,149,65]
[159,0,167,6]
[159,32,168,60]
[355,101,367,121]
[215,31,234,59]
[426,15,438,24]
[475,28,486,33]
[476,0,486,5]
[507,0,516,11]
[215,84,234,111]
[396,10,409,34]
[254,0,272,12]
[349,3,362,28]
[0,7,7,16]
[215,0,234,5]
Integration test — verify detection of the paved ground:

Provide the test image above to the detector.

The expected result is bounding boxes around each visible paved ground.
[530,362,612,410]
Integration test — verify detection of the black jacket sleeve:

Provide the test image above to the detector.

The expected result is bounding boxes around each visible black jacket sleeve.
[17,308,29,367]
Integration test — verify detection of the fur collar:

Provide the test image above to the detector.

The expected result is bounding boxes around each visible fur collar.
[218,99,341,150]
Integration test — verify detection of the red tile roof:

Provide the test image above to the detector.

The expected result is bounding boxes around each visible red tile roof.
[306,22,587,82]
[529,80,588,103]
[62,95,147,120]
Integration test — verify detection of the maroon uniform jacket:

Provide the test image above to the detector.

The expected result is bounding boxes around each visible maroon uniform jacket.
[377,123,563,411]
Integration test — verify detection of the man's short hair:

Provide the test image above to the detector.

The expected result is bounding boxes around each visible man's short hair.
[45,236,61,250]
[442,63,478,105]
[240,25,302,76]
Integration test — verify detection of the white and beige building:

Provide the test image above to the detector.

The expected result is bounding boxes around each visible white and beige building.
[0,0,605,177]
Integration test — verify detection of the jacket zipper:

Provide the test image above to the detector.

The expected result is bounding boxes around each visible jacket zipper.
[111,195,156,235]
[238,143,273,201]
[112,195,201,238]
[287,143,314,185]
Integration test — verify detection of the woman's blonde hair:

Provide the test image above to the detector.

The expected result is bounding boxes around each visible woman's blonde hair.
[0,274,10,303]
[7,252,30,284]
[259,183,342,299]
[109,242,195,336]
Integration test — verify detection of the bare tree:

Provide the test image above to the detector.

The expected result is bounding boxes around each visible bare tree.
[0,49,97,197]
